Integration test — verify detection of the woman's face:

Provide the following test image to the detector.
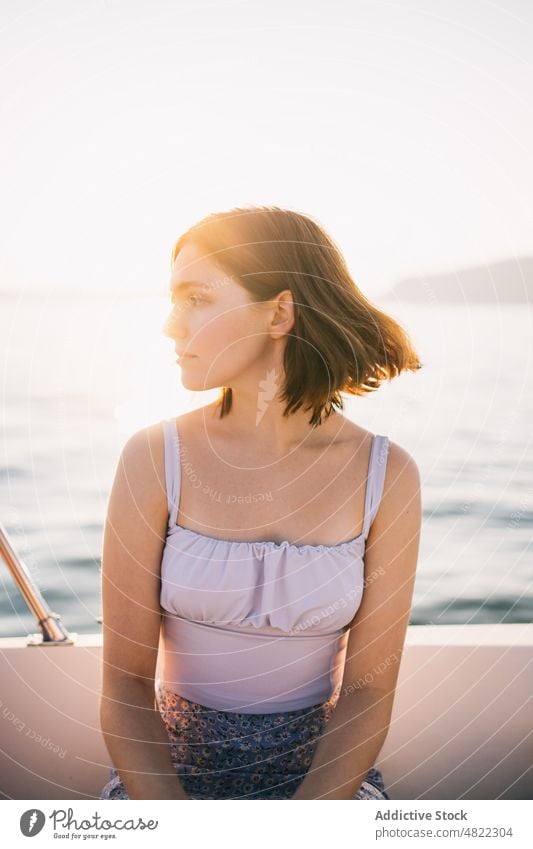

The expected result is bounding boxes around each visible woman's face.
[163,241,282,392]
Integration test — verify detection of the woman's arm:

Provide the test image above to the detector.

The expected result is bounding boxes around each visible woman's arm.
[99,424,189,800]
[291,442,422,800]
[100,675,188,800]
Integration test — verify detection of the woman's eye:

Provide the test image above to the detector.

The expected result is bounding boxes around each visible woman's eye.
[170,293,204,307]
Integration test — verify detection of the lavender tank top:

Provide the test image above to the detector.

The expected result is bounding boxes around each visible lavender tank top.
[157,417,390,713]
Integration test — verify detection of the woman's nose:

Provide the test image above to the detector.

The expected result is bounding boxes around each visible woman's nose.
[162,310,183,339]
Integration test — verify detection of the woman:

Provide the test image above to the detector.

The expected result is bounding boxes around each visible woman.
[99,205,422,800]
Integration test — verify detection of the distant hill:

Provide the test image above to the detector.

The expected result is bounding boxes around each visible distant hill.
[383,257,533,303]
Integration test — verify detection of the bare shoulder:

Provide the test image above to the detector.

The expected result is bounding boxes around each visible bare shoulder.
[333,423,421,495]
[120,416,176,473]
[121,419,165,458]
[372,438,422,540]
[110,420,170,526]
[127,406,218,487]
[384,439,421,486]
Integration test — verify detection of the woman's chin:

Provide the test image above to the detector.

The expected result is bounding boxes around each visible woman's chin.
[180,376,202,390]
[179,374,218,392]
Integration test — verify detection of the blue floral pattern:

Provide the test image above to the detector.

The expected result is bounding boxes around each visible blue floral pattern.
[100,682,389,800]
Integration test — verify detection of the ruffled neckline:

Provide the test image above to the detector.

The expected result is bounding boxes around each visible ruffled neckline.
[167,521,365,555]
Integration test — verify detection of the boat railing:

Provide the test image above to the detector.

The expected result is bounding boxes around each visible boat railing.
[0,519,77,646]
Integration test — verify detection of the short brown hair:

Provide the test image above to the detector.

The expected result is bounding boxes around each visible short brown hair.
[170,205,422,427]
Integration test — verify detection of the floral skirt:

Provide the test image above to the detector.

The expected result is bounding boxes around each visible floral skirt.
[100,682,389,800]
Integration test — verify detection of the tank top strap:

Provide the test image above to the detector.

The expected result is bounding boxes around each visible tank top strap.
[162,417,181,528]
[362,434,390,541]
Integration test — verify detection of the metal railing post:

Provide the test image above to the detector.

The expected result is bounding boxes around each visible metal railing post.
[0,520,77,646]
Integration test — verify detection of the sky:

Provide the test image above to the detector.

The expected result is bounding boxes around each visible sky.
[1,0,532,298]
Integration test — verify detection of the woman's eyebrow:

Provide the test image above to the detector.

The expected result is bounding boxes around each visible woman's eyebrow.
[169,280,209,294]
